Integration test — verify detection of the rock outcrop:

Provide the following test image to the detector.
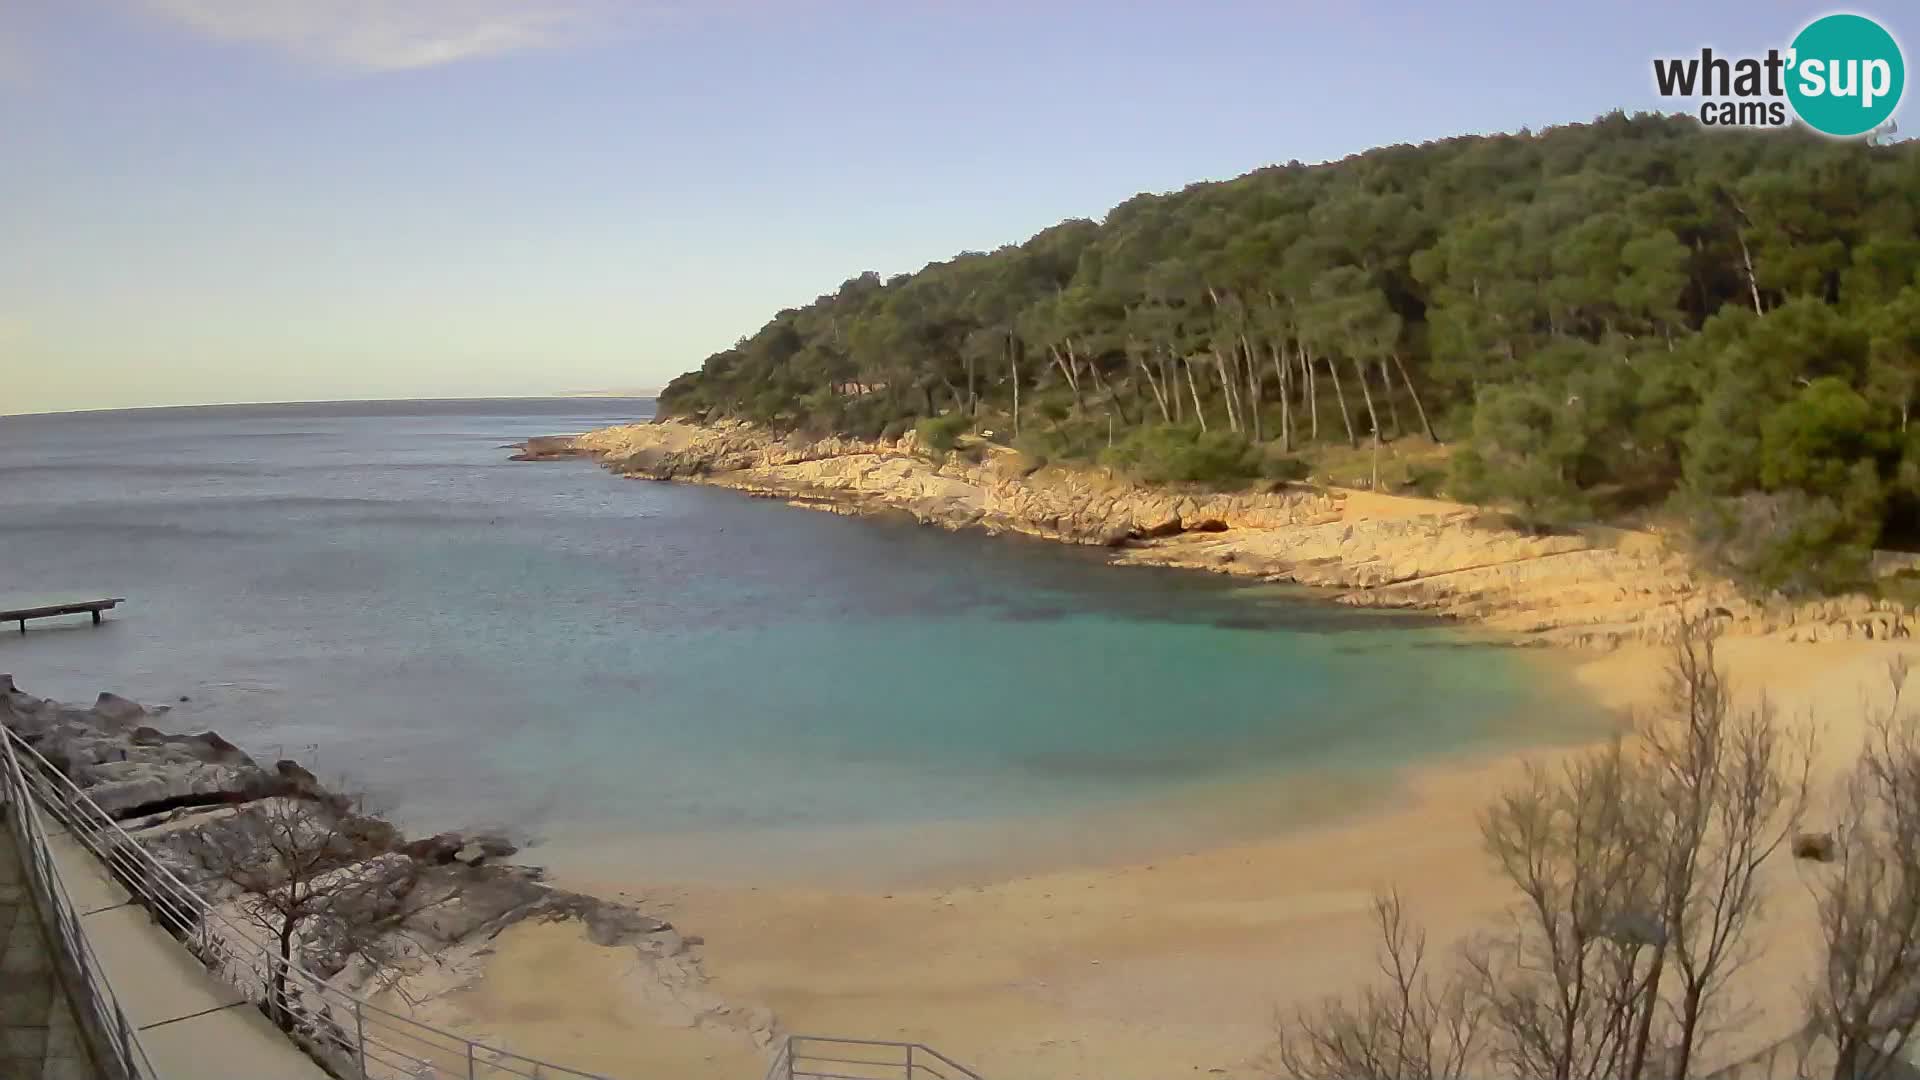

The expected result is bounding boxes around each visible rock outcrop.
[0,677,783,1073]
[564,420,1913,650]
[505,435,595,462]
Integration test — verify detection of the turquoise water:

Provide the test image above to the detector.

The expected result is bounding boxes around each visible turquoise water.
[0,400,1603,882]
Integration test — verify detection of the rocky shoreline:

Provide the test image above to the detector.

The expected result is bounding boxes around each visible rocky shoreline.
[0,675,779,1074]
[561,418,1919,650]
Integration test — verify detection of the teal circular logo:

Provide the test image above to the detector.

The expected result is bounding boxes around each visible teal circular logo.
[1787,14,1905,137]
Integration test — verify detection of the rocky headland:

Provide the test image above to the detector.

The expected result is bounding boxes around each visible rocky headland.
[0,675,779,1076]
[561,418,1918,650]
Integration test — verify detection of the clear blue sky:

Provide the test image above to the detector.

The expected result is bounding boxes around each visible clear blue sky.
[0,1,1904,414]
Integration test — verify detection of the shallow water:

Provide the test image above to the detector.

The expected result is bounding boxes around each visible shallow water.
[0,399,1603,882]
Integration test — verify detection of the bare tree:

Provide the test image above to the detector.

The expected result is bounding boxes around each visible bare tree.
[191,795,393,1030]
[1627,616,1810,1080]
[1807,659,1920,1080]
[1455,618,1809,1080]
[1274,891,1482,1080]
[1468,742,1657,1080]
[1265,619,1824,1080]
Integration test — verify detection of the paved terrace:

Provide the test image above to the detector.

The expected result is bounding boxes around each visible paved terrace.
[0,827,94,1080]
[34,824,328,1080]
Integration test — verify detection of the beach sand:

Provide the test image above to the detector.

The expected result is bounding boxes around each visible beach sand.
[427,637,1906,1080]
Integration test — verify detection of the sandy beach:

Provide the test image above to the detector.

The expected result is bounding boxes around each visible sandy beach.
[408,635,1902,1080]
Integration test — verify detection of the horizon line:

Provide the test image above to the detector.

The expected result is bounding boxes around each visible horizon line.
[0,393,661,421]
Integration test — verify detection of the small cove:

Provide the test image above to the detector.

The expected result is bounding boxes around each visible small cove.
[0,399,1610,883]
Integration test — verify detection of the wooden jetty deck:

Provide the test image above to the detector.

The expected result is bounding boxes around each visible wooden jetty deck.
[4,598,125,632]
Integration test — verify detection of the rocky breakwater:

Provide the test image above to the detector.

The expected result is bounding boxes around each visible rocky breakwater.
[560,419,1919,650]
[0,675,779,1076]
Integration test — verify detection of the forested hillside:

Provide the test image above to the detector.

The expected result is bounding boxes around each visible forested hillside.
[659,112,1920,595]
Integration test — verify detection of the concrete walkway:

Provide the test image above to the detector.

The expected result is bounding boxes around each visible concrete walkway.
[41,829,330,1080]
[0,829,96,1080]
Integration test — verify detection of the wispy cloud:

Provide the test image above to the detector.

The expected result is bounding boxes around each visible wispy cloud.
[134,0,639,71]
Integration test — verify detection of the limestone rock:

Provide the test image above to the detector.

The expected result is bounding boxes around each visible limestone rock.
[93,692,147,724]
[571,418,1918,650]
[402,831,465,864]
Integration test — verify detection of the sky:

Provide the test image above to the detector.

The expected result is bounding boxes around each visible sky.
[0,0,1907,415]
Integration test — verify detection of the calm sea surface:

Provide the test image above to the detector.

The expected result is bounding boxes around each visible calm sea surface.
[0,399,1603,883]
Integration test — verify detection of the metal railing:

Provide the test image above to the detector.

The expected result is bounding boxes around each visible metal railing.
[4,723,992,1080]
[763,1037,985,1080]
[1,723,615,1080]
[1,719,158,1080]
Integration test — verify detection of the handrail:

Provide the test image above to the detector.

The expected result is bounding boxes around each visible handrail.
[769,1036,986,1080]
[5,723,992,1080]
[1,724,615,1080]
[1,719,159,1080]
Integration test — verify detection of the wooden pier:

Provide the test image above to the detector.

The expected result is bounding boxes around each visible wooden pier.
[4,598,125,633]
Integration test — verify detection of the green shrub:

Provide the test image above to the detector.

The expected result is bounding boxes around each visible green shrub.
[818,394,913,441]
[1679,476,1882,597]
[914,412,972,453]
[1450,385,1592,529]
[1401,463,1447,497]
[879,417,915,441]
[1012,419,1105,466]
[1759,378,1890,498]
[1259,451,1310,483]
[1101,425,1262,488]
[1011,430,1060,467]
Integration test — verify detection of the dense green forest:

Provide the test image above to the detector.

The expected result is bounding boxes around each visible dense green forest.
[659,113,1920,595]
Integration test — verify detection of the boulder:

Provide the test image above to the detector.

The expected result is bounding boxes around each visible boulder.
[1793,832,1836,863]
[1135,515,1185,540]
[129,727,253,767]
[297,915,354,978]
[81,763,266,817]
[93,692,147,725]
[274,759,324,798]
[402,832,466,865]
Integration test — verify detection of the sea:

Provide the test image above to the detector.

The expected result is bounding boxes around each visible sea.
[0,399,1606,885]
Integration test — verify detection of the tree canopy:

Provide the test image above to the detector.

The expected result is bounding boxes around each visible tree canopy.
[658,113,1920,594]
